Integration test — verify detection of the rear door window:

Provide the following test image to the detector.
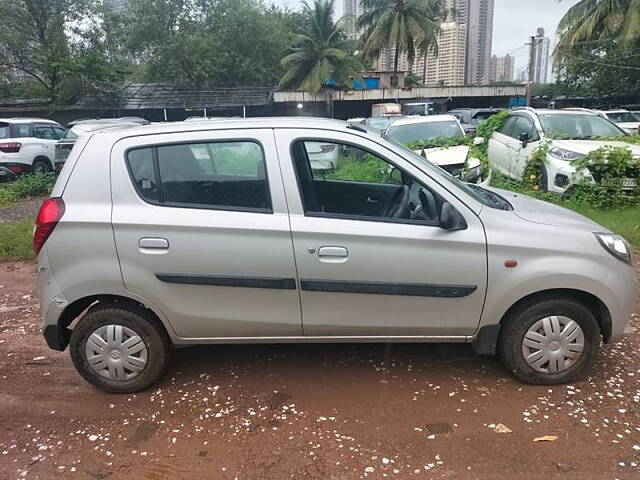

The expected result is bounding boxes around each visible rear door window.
[11,124,31,138]
[127,141,271,212]
[0,123,9,139]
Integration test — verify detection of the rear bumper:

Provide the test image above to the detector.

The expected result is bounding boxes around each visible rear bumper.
[0,162,33,175]
[0,166,17,182]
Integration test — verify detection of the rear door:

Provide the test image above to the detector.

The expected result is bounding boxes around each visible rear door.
[111,128,302,339]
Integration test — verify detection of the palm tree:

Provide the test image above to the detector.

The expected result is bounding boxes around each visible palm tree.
[556,0,640,60]
[279,0,362,93]
[357,0,442,82]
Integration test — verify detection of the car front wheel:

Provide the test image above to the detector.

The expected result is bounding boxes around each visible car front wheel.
[498,297,600,384]
[69,303,171,393]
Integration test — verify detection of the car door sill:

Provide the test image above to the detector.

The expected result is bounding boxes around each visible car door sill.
[172,335,471,345]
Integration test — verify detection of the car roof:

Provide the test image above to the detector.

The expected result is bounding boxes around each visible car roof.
[93,117,358,141]
[70,122,148,135]
[68,118,149,127]
[387,115,459,127]
[0,117,59,124]
[601,109,629,114]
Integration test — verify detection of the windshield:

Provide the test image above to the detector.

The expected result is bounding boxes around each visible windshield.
[472,111,498,122]
[539,113,626,139]
[366,117,391,132]
[63,128,79,140]
[383,135,504,208]
[606,111,640,123]
[387,121,465,144]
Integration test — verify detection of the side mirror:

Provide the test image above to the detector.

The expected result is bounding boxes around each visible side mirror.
[519,132,530,147]
[473,137,485,146]
[440,202,467,231]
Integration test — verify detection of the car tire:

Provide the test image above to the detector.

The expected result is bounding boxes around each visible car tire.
[69,303,171,393]
[498,296,600,385]
[33,158,52,173]
[537,164,548,192]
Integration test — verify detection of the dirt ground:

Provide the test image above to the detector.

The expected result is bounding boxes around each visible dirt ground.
[0,262,638,480]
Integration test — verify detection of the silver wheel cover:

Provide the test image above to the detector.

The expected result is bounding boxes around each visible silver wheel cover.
[85,325,148,380]
[521,316,585,374]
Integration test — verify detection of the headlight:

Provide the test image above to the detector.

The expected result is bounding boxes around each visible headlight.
[548,147,585,161]
[595,233,633,265]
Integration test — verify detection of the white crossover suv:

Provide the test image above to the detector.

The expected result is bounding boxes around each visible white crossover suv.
[596,110,640,135]
[0,118,65,174]
[385,115,486,184]
[488,108,639,194]
[36,118,636,392]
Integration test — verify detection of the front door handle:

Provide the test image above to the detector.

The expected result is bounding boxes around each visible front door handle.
[139,237,169,250]
[318,246,348,258]
[366,196,380,204]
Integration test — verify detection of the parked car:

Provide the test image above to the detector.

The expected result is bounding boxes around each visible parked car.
[449,108,503,135]
[488,107,639,194]
[0,165,17,182]
[305,141,341,170]
[36,118,636,392]
[363,117,393,134]
[0,118,65,175]
[55,118,150,171]
[595,109,640,134]
[402,102,437,116]
[384,115,486,184]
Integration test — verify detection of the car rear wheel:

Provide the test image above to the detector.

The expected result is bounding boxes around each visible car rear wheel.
[498,297,600,384]
[33,158,52,173]
[69,303,171,393]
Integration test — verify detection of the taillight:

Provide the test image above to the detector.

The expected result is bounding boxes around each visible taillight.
[33,198,65,255]
[0,142,21,153]
[320,144,336,153]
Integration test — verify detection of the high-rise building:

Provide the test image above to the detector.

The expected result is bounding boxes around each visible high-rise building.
[489,54,514,83]
[461,0,495,85]
[343,0,362,41]
[532,27,551,84]
[413,22,467,87]
[104,0,128,14]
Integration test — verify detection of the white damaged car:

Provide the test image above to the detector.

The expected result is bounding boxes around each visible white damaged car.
[384,115,487,184]
[488,108,640,194]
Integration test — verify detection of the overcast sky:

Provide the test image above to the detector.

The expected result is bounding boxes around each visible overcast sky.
[269,0,581,73]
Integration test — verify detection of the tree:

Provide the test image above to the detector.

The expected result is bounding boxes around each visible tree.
[357,0,441,80]
[0,0,131,108]
[278,0,362,93]
[123,0,295,87]
[556,0,640,61]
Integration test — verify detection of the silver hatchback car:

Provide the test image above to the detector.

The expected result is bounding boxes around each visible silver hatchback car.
[36,118,637,393]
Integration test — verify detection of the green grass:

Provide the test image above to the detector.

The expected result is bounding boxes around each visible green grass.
[0,218,35,261]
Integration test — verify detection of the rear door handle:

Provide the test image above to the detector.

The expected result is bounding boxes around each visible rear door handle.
[318,246,348,258]
[139,237,169,250]
[366,196,380,204]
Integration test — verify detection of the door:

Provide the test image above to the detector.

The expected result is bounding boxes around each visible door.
[510,116,542,180]
[488,115,518,175]
[111,129,302,339]
[32,124,62,167]
[275,129,488,337]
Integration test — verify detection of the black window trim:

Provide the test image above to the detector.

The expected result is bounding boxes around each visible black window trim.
[125,138,273,214]
[290,136,446,228]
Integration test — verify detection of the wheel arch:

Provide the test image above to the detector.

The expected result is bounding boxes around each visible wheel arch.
[46,294,172,351]
[33,155,53,170]
[472,288,611,355]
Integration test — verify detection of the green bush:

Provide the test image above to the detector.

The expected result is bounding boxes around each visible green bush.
[569,146,640,209]
[405,136,468,151]
[476,110,509,148]
[0,218,34,261]
[0,173,56,208]
[324,153,400,184]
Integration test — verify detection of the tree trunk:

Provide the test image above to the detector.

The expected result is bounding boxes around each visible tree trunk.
[422,52,427,85]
